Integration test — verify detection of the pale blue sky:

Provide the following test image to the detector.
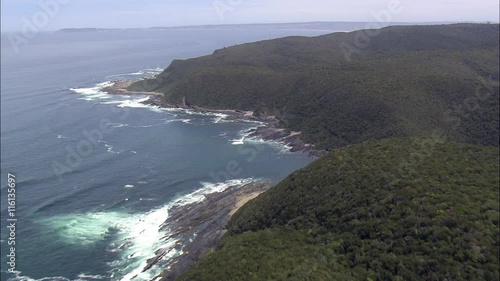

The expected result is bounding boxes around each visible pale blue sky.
[1,0,499,31]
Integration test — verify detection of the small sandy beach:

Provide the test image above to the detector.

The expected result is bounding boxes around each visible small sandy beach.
[229,191,263,217]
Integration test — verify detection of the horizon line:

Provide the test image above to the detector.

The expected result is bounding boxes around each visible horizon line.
[2,20,498,33]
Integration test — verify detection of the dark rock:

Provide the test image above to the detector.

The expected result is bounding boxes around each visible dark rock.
[139,182,269,281]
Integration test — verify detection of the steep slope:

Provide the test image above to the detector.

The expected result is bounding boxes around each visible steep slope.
[129,24,499,149]
[177,139,500,281]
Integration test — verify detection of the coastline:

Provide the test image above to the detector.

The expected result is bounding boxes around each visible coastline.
[229,191,262,217]
[104,81,163,96]
[101,80,325,280]
[103,81,326,157]
[152,182,269,281]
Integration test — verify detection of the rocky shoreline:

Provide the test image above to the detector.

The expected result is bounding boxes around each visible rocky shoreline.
[104,81,326,157]
[102,81,325,280]
[103,81,163,96]
[142,182,270,281]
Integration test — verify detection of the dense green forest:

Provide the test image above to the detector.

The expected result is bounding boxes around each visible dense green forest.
[178,139,499,280]
[131,24,500,280]
[130,23,499,149]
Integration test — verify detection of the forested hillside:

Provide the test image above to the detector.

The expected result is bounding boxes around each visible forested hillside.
[132,24,500,280]
[130,24,499,149]
[177,139,500,281]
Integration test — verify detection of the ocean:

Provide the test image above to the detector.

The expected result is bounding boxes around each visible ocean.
[0,28,328,280]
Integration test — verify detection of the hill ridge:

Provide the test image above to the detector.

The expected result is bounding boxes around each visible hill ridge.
[129,23,499,149]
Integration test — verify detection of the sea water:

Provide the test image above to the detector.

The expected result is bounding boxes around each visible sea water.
[0,28,329,280]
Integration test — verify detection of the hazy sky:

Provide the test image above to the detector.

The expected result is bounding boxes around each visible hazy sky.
[1,0,499,31]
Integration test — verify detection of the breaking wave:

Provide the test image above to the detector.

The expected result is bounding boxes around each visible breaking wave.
[36,178,254,281]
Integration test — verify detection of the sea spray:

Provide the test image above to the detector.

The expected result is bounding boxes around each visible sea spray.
[37,178,254,281]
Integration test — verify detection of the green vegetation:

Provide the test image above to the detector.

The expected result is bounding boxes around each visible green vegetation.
[130,23,499,149]
[132,24,500,280]
[178,139,499,281]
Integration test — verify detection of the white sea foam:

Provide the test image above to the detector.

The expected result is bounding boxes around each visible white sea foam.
[104,96,169,114]
[71,80,158,112]
[77,274,106,280]
[212,113,228,123]
[230,127,259,145]
[99,141,120,154]
[99,100,124,105]
[231,137,245,145]
[70,81,114,101]
[164,119,192,124]
[111,123,128,128]
[159,107,230,121]
[245,136,293,154]
[270,141,294,154]
[5,270,106,281]
[38,178,254,281]
[71,70,239,123]
[116,178,254,281]
[115,97,151,109]
[72,79,234,122]
[229,127,294,153]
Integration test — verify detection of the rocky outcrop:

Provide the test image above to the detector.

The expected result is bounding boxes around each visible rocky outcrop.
[139,95,322,156]
[103,81,163,96]
[143,182,269,281]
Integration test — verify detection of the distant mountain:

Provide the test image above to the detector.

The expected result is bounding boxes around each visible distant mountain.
[57,21,458,33]
[57,28,121,32]
[148,22,450,31]
[129,23,499,149]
